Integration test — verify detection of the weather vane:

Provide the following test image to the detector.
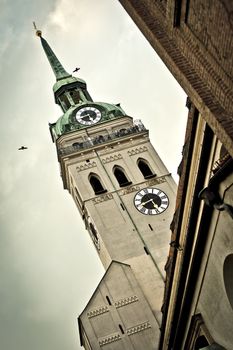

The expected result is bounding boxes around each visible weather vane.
[33,22,42,37]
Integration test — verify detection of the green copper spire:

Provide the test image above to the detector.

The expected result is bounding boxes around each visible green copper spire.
[40,36,71,81]
[34,24,71,81]
[34,23,127,141]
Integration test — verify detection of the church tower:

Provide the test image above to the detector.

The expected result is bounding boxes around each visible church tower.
[36,29,177,350]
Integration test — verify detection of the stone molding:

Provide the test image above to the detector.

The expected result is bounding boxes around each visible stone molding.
[76,161,96,172]
[114,295,139,308]
[119,175,167,196]
[128,146,148,156]
[90,175,167,204]
[146,175,167,186]
[92,193,113,205]
[99,333,121,347]
[87,305,109,318]
[102,154,122,164]
[126,321,151,336]
[119,185,140,196]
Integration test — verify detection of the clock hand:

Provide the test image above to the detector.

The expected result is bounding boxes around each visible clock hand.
[84,114,95,122]
[80,114,91,120]
[152,201,159,209]
[141,198,154,206]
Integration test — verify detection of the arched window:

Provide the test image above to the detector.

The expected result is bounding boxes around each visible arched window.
[89,173,107,195]
[69,89,81,104]
[194,335,209,349]
[113,166,132,187]
[58,93,71,112]
[137,158,156,179]
[223,254,233,310]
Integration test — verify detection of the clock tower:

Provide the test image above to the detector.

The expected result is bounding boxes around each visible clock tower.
[37,29,176,350]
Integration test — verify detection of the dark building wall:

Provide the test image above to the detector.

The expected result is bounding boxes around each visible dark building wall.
[118,0,233,157]
[117,2,233,349]
[196,181,233,349]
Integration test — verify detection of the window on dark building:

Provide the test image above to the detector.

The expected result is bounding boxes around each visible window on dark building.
[223,254,233,310]
[194,335,209,349]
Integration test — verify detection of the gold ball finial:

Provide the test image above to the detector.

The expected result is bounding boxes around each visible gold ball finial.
[36,30,42,37]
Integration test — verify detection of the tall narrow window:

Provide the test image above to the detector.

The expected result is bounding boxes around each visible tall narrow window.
[106,296,111,305]
[119,324,124,334]
[194,335,209,349]
[89,173,107,195]
[137,158,156,179]
[120,203,125,211]
[58,93,71,112]
[223,254,233,310]
[69,89,81,104]
[113,166,132,187]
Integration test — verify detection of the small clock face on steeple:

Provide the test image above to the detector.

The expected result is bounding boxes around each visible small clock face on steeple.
[134,188,169,215]
[76,106,102,125]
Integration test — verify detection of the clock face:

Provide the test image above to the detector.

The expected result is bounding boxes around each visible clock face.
[76,107,101,125]
[134,188,169,215]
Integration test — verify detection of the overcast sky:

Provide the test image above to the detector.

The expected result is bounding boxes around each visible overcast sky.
[0,1,187,349]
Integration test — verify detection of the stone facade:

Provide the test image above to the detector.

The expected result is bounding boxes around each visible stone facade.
[58,115,177,348]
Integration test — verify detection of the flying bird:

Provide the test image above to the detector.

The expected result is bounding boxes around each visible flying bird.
[73,67,80,73]
[18,146,28,150]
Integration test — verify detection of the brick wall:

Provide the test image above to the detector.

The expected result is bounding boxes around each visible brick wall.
[118,0,233,157]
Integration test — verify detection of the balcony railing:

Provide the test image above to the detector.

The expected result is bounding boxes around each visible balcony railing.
[58,120,147,156]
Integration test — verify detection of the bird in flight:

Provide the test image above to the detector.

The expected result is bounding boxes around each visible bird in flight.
[18,146,28,150]
[73,67,80,73]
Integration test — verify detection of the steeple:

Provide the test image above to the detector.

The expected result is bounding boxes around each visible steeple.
[34,23,92,118]
[34,24,71,81]
[35,25,126,141]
